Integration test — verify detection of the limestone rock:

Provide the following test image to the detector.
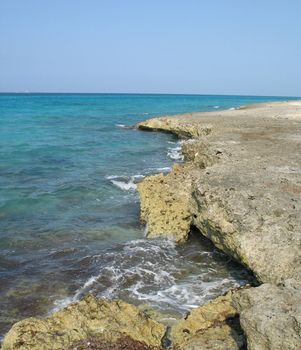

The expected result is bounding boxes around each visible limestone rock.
[2,295,166,350]
[181,139,216,168]
[171,290,245,349]
[137,101,301,284]
[232,280,301,350]
[137,117,212,139]
[180,323,245,350]
[137,164,194,243]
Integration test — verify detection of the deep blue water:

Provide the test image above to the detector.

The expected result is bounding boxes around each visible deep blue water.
[0,93,297,337]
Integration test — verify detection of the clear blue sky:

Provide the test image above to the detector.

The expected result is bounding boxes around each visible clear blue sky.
[0,0,300,96]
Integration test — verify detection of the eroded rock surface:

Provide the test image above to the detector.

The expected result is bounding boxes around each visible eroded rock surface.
[232,280,301,350]
[137,117,212,139]
[137,101,301,350]
[138,163,195,243]
[1,295,165,350]
[171,289,245,350]
[138,101,301,284]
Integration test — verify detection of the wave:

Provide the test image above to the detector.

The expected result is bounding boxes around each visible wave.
[106,175,144,191]
[213,105,220,109]
[145,166,171,174]
[167,143,184,161]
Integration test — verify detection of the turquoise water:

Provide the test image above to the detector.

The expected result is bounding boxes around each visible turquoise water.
[0,93,297,336]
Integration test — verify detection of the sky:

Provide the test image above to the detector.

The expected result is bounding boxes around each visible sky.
[0,0,300,96]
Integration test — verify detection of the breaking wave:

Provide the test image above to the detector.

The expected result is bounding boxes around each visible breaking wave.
[106,175,144,191]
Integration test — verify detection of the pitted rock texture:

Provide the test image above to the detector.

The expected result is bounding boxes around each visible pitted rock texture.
[232,280,301,350]
[171,289,245,350]
[138,163,195,243]
[137,117,212,139]
[1,295,165,350]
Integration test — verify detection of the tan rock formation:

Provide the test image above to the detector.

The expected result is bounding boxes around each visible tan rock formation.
[137,101,301,284]
[137,117,212,139]
[137,101,301,350]
[232,280,301,350]
[138,163,195,243]
[1,295,166,350]
[171,289,245,350]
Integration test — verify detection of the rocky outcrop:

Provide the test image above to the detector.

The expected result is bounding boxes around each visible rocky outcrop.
[138,163,194,243]
[137,101,301,285]
[232,280,301,350]
[137,117,212,139]
[2,291,249,350]
[137,101,301,350]
[1,295,165,350]
[171,289,246,350]
[138,140,218,243]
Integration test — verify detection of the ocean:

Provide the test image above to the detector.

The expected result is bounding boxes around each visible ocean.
[0,93,296,337]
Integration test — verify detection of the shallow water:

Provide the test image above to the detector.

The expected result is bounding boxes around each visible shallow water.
[0,93,296,336]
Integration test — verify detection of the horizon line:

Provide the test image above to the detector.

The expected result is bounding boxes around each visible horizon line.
[0,92,300,98]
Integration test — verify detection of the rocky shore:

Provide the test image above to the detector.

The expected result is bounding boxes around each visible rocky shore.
[137,101,301,349]
[2,101,301,349]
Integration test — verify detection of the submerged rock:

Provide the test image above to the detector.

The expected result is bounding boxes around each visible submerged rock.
[1,295,165,350]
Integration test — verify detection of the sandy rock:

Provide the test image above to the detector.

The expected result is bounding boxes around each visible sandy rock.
[232,280,301,350]
[137,117,212,139]
[181,139,216,168]
[137,101,301,285]
[137,164,194,243]
[180,323,245,350]
[171,289,245,349]
[2,295,166,350]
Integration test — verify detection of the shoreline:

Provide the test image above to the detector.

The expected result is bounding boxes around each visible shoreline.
[137,100,301,283]
[2,100,301,349]
[137,100,301,348]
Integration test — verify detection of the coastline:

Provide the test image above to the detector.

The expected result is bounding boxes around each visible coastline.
[137,100,301,348]
[2,100,301,349]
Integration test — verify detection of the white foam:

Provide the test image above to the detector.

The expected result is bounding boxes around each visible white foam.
[105,175,119,180]
[167,145,184,161]
[228,107,236,111]
[145,166,171,174]
[106,174,144,191]
[115,124,126,128]
[111,179,137,191]
[213,105,220,109]
[155,166,171,172]
[51,238,249,316]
